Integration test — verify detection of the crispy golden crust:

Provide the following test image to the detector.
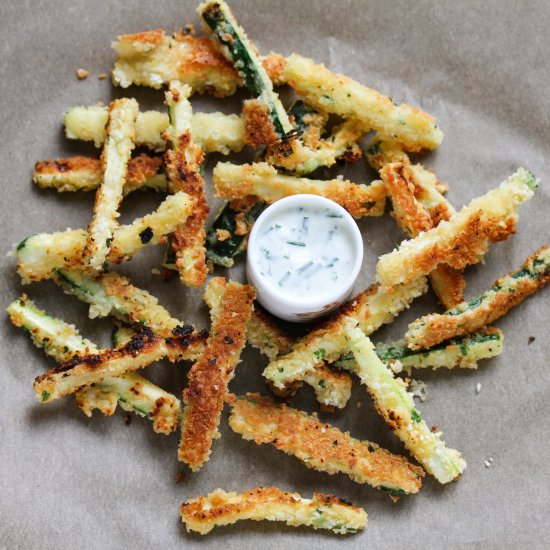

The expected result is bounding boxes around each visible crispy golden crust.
[407,247,550,348]
[179,280,255,471]
[381,162,465,308]
[34,328,208,402]
[124,154,164,192]
[180,486,367,535]
[34,156,101,176]
[164,128,209,287]
[118,28,166,48]
[229,393,424,493]
[261,52,287,83]
[242,99,278,148]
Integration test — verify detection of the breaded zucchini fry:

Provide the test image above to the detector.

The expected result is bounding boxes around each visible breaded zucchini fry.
[406,247,550,349]
[229,393,424,494]
[343,320,466,483]
[264,277,428,389]
[112,28,240,95]
[163,81,209,287]
[199,1,292,140]
[381,162,465,308]
[34,328,206,403]
[376,168,539,286]
[54,270,205,357]
[204,277,353,408]
[83,98,138,270]
[7,296,181,434]
[16,192,192,282]
[213,162,386,218]
[64,106,246,154]
[279,54,443,152]
[179,278,255,470]
[33,155,166,194]
[335,328,503,373]
[180,487,367,535]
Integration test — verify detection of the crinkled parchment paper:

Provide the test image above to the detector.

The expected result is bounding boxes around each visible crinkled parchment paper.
[1,1,549,548]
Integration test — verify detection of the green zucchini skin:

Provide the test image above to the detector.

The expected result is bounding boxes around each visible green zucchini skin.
[205,201,266,267]
[199,1,291,137]
[336,329,503,372]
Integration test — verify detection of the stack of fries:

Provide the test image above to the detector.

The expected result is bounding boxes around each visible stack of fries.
[8,0,549,538]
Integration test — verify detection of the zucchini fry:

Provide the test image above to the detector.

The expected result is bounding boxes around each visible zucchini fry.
[180,487,367,535]
[381,162,465,308]
[343,320,466,484]
[83,98,138,270]
[205,198,266,267]
[376,168,539,286]
[33,154,166,194]
[54,270,205,358]
[229,393,424,495]
[213,162,387,218]
[34,328,206,403]
[199,1,292,140]
[279,54,443,152]
[179,278,255,470]
[112,28,240,96]
[64,105,246,154]
[203,276,353,408]
[406,247,550,349]
[16,191,192,282]
[336,328,503,374]
[264,277,428,389]
[7,296,181,434]
[163,81,209,287]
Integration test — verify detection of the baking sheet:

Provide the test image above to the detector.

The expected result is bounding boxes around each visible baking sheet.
[1,1,549,548]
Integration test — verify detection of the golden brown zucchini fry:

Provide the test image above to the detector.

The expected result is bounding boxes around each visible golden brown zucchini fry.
[180,487,367,535]
[33,154,166,194]
[229,393,424,495]
[279,54,443,152]
[179,278,255,471]
[213,162,387,218]
[34,328,207,403]
[163,81,209,287]
[376,168,538,286]
[406,246,550,349]
[381,162,465,308]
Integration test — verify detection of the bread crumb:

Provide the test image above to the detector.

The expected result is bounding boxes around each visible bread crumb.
[175,471,186,483]
[484,460,491,468]
[123,413,131,426]
[528,336,535,345]
[409,378,428,402]
[319,404,335,413]
[76,68,89,80]
[98,73,107,80]
[356,401,362,408]
[476,383,482,394]
[151,268,161,275]
[216,228,231,241]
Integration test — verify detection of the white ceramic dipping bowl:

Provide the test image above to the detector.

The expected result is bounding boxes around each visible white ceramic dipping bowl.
[246,194,363,322]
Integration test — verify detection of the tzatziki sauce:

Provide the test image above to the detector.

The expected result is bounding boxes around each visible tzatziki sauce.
[252,203,356,301]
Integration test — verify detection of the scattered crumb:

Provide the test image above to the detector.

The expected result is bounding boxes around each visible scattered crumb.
[484,460,491,468]
[76,68,89,80]
[356,401,362,408]
[319,404,335,413]
[151,268,161,275]
[489,457,494,463]
[528,336,535,345]
[123,414,132,426]
[216,228,231,241]
[175,471,186,483]
[431,425,438,433]
[98,73,107,80]
[476,383,482,394]
[409,378,428,402]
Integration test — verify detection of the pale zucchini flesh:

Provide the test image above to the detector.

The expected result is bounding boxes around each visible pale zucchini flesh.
[84,98,138,269]
[343,320,466,484]
[64,105,246,154]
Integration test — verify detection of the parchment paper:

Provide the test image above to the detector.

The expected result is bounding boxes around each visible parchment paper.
[1,1,549,548]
